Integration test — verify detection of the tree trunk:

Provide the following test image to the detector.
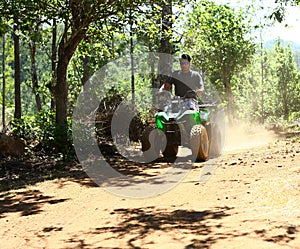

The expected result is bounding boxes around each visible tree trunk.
[30,41,42,111]
[53,28,87,156]
[49,18,57,110]
[53,47,70,156]
[2,34,6,131]
[55,30,86,123]
[129,5,135,104]
[82,56,91,85]
[149,49,156,89]
[55,54,69,125]
[160,0,173,54]
[157,0,173,89]
[282,81,289,120]
[13,21,21,119]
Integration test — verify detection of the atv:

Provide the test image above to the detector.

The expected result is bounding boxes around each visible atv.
[141,90,222,162]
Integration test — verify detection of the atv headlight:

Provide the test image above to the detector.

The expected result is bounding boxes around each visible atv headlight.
[185,99,198,111]
[199,110,209,122]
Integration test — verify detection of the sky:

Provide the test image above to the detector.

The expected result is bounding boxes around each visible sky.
[267,6,300,43]
[213,0,300,44]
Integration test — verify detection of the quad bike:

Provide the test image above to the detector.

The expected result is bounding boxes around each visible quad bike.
[141,90,222,162]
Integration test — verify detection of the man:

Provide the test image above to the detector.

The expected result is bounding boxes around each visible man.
[159,54,204,97]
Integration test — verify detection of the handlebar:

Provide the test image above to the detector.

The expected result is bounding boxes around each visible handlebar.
[157,90,218,109]
[198,103,217,108]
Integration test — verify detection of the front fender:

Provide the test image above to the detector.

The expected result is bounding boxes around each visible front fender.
[155,112,169,130]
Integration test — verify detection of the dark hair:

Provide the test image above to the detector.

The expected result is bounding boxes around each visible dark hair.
[180,54,191,62]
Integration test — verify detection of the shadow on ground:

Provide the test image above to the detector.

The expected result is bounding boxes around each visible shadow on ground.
[0,142,198,193]
[0,189,69,218]
[0,157,97,192]
[61,206,300,249]
[61,206,239,249]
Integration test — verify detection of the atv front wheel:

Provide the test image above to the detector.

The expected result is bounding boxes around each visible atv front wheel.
[190,124,209,161]
[141,126,164,162]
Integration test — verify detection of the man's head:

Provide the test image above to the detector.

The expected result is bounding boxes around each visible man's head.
[180,54,191,73]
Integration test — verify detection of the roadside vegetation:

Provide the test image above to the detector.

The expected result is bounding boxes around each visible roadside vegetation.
[0,0,299,161]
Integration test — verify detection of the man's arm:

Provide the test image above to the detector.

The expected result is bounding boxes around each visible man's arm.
[196,86,204,96]
[159,82,172,92]
[195,72,205,96]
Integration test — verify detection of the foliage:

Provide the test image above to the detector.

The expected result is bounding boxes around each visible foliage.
[182,0,256,120]
[0,0,171,154]
[1,0,300,160]
[95,87,147,143]
[9,115,37,141]
[184,1,255,76]
[273,40,300,120]
[269,0,300,22]
[9,110,74,159]
[233,39,300,123]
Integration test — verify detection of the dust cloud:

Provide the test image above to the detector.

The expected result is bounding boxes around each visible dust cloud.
[223,122,279,152]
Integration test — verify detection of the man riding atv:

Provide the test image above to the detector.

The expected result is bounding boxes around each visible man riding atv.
[141,53,222,162]
[159,53,205,98]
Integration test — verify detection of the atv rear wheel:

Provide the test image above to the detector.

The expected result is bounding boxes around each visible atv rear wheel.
[141,126,163,162]
[190,124,209,161]
[162,144,178,158]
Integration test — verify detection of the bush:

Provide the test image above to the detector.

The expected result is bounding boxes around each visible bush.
[10,110,74,160]
[95,87,147,143]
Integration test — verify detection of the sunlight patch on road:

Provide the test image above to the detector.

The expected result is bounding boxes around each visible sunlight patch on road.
[251,176,300,219]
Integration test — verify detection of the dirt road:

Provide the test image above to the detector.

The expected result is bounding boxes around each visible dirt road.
[1,128,300,249]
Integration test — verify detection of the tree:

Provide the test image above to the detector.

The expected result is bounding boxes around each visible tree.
[1,34,5,130]
[0,20,15,123]
[273,40,300,120]
[29,35,42,111]
[1,0,165,150]
[13,18,21,118]
[157,0,173,89]
[0,18,10,130]
[50,18,57,109]
[183,0,255,121]
[1,0,47,117]
[0,0,198,156]
[232,40,300,123]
